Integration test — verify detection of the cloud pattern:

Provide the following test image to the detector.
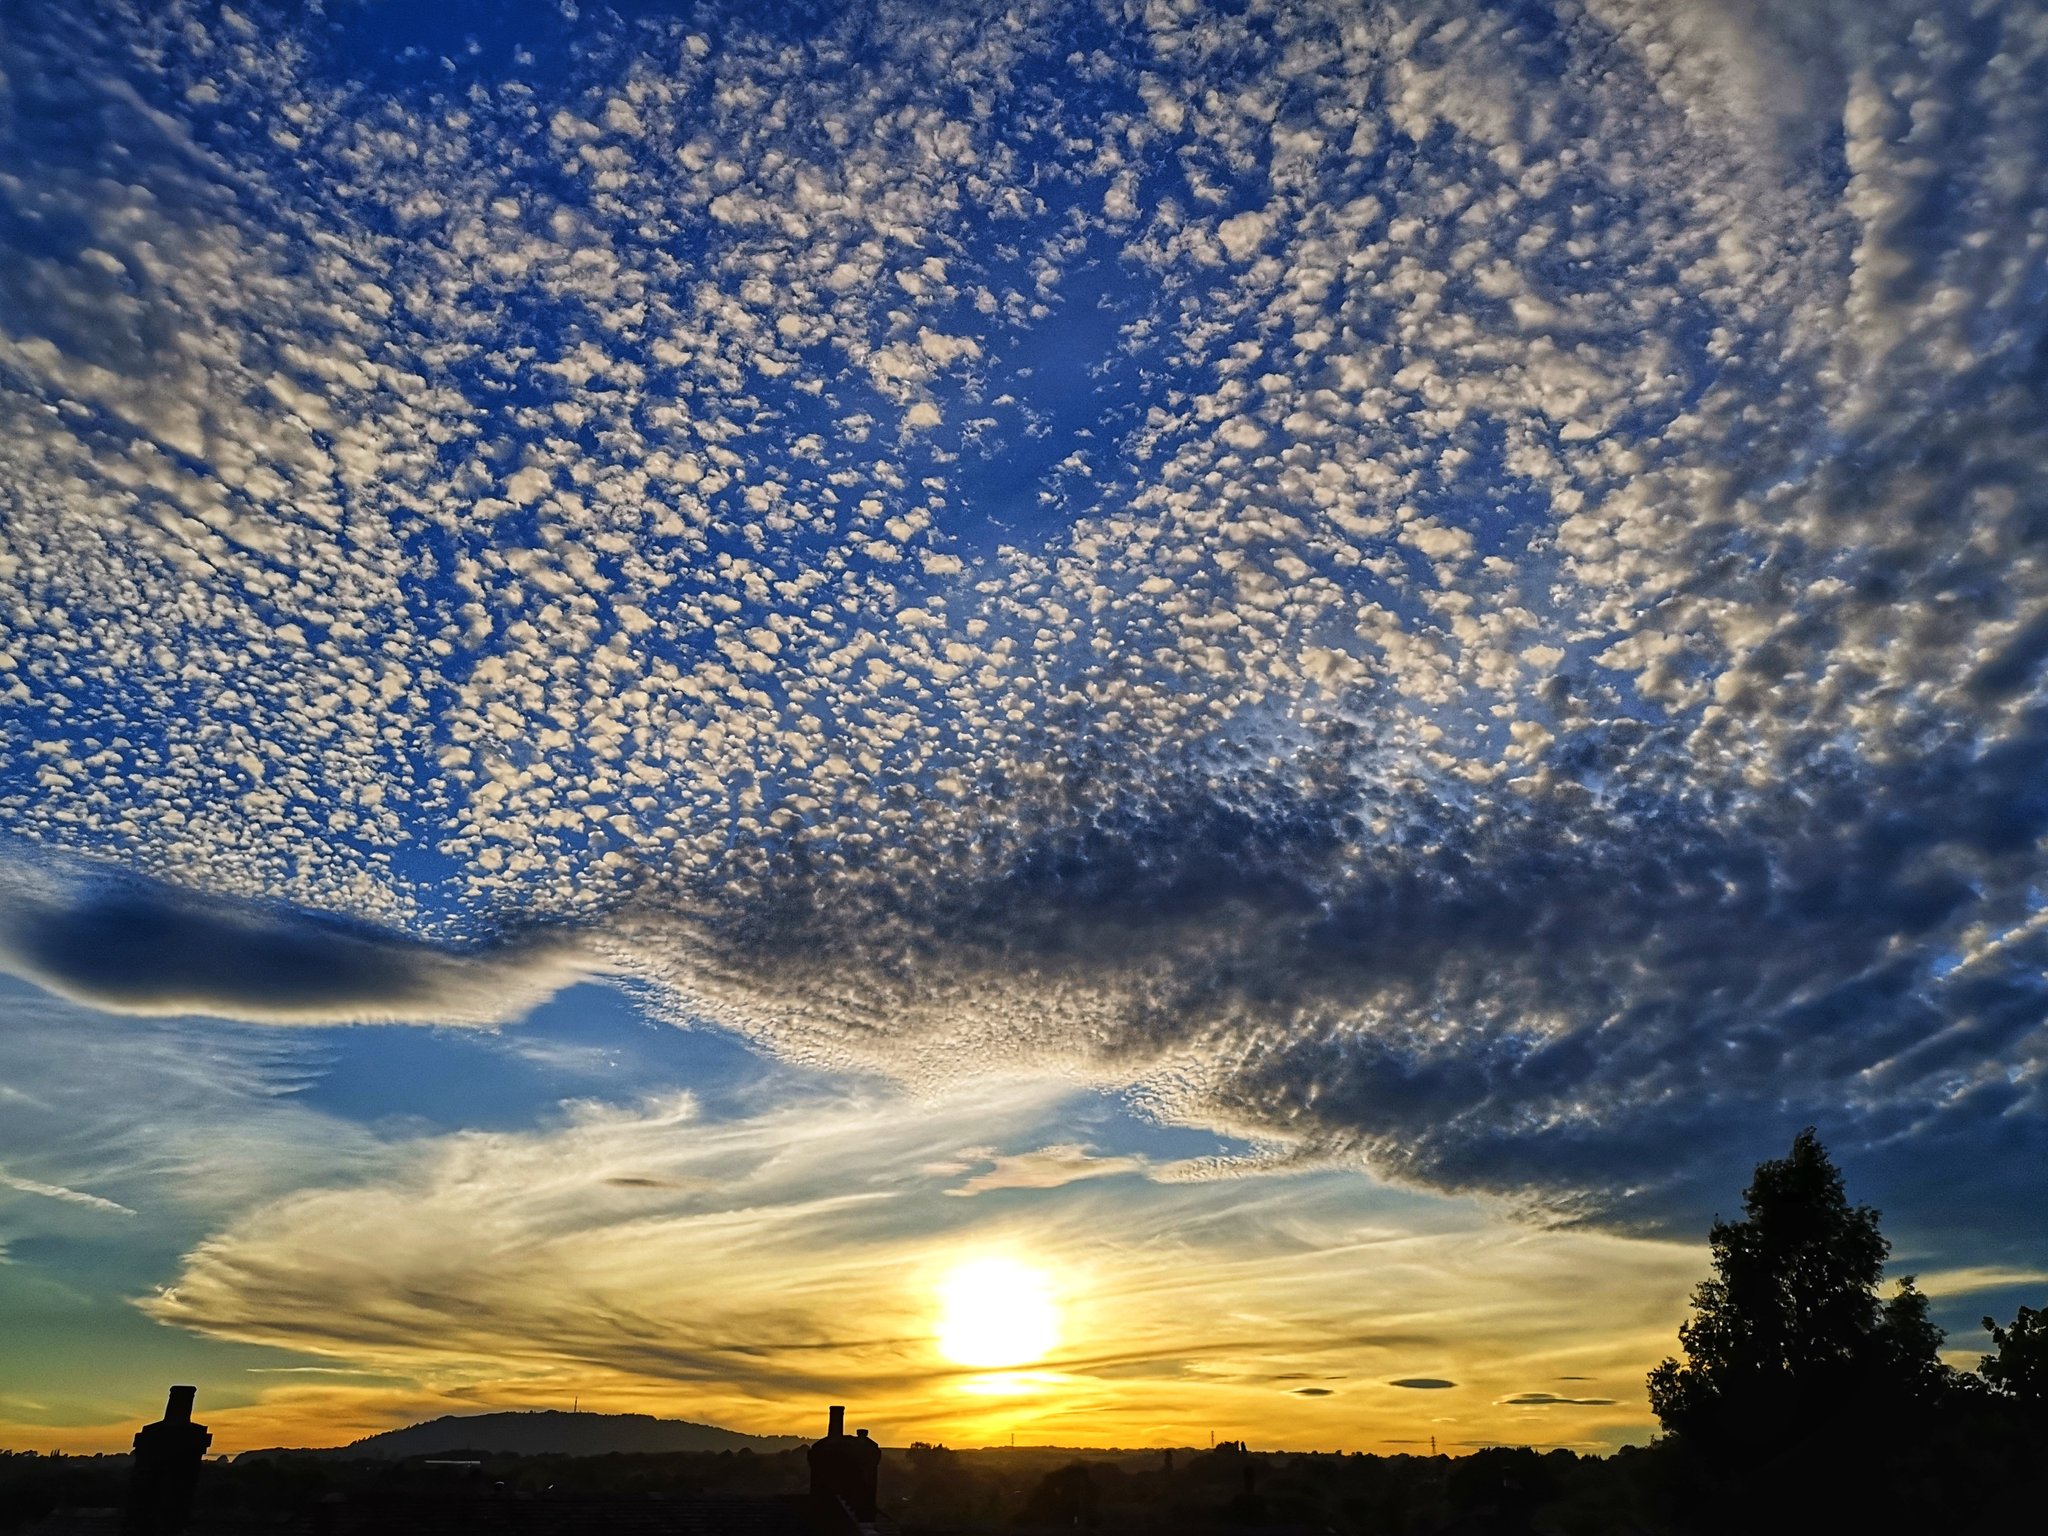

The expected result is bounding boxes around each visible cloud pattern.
[2,0,2045,1238]
[136,1074,1696,1449]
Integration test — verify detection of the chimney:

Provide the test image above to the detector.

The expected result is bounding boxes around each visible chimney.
[125,1387,210,1536]
[827,1405,845,1438]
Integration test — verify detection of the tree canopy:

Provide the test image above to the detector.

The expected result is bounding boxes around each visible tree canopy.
[1647,1128,1953,1447]
[1979,1303,2048,1409]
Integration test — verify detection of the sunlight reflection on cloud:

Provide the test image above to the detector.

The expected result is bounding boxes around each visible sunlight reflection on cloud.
[138,1077,1698,1450]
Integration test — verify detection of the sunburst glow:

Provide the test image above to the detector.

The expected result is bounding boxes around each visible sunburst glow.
[934,1257,1061,1370]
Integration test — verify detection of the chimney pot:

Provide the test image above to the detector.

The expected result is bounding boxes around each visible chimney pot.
[827,1405,845,1438]
[164,1387,196,1426]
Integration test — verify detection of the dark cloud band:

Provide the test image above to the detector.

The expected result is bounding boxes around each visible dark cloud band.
[0,867,589,1026]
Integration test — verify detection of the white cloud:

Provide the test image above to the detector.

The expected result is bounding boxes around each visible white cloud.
[1216,207,1275,263]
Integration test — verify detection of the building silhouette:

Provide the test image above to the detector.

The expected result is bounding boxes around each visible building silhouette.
[806,1405,883,1524]
[122,1387,209,1536]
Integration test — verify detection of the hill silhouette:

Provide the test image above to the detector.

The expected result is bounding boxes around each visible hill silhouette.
[235,1409,805,1462]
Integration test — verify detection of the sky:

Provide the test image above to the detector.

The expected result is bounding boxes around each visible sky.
[1,0,2046,1458]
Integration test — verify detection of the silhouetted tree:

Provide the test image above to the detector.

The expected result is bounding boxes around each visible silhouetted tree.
[1018,1461,1100,1529]
[1979,1302,2048,1409]
[1872,1275,1959,1406]
[1647,1129,1954,1449]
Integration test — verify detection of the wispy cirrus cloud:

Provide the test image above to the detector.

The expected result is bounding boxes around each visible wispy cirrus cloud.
[0,1167,135,1218]
[0,979,390,1252]
[139,1077,1697,1452]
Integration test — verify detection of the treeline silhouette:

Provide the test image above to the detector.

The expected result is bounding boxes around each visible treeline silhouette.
[1641,1128,2045,1532]
[2,1132,2040,1535]
[0,1442,1698,1535]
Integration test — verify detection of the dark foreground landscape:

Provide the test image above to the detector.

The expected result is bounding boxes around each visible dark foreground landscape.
[5,1421,2046,1536]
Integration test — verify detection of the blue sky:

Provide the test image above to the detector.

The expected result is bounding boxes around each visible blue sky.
[2,0,2046,1454]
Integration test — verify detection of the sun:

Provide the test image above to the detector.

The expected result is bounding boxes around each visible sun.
[934,1256,1061,1369]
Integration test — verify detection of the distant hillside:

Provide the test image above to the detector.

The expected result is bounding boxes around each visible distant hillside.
[236,1409,807,1461]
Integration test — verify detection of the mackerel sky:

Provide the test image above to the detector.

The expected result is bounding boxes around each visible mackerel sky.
[2,0,2045,1454]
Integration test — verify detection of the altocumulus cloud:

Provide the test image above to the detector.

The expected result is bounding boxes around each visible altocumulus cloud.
[0,0,2045,1242]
